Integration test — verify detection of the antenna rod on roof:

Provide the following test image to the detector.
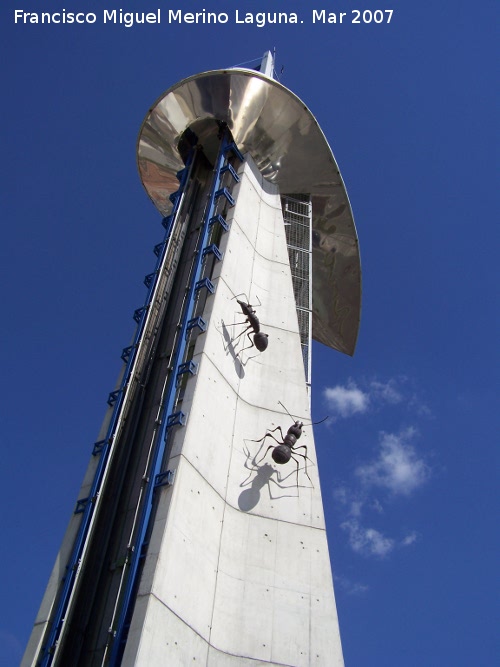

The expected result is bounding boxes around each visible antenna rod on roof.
[260,50,274,79]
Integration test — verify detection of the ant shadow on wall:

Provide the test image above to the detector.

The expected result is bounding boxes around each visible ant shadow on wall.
[238,442,314,512]
[218,319,245,378]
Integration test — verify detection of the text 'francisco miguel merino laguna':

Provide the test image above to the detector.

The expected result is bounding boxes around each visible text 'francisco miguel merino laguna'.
[14,9,312,28]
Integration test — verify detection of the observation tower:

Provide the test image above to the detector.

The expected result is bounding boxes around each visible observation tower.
[23,52,361,667]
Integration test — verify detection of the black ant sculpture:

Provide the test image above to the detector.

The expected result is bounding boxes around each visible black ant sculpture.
[231,294,269,356]
[250,402,327,486]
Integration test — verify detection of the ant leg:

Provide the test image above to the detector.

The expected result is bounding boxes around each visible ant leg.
[259,426,286,441]
[290,453,312,486]
[248,427,286,462]
[257,444,276,463]
[274,426,286,441]
[248,435,279,464]
[236,332,257,358]
[248,431,283,464]
[291,444,313,461]
[248,426,284,443]
[242,445,259,472]
[290,447,313,486]
[289,453,301,487]
[232,324,251,343]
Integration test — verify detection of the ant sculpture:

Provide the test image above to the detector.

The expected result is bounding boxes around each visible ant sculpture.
[231,294,269,356]
[250,402,327,486]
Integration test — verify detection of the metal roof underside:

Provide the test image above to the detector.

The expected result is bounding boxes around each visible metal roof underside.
[137,69,361,356]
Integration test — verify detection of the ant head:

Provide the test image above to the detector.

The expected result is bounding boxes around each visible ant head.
[289,421,303,438]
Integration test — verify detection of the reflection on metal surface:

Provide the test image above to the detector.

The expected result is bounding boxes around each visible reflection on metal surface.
[137,68,361,355]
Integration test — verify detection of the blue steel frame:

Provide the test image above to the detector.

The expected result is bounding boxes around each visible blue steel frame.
[109,129,242,665]
[37,155,195,667]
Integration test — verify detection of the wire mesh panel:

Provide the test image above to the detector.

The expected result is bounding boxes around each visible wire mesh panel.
[282,195,312,383]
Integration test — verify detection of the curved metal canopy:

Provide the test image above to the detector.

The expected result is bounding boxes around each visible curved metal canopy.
[137,68,361,356]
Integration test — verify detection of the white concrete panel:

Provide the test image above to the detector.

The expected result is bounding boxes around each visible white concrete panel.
[274,520,331,595]
[254,208,290,264]
[243,272,300,338]
[235,154,283,210]
[249,264,301,334]
[216,508,278,587]
[270,586,312,667]
[232,339,306,411]
[123,593,209,667]
[209,510,338,666]
[136,457,225,641]
[209,569,274,662]
[216,509,332,594]
[310,592,344,666]
[231,197,287,265]
[217,219,257,303]
[220,161,293,302]
[226,178,261,251]
[168,357,238,498]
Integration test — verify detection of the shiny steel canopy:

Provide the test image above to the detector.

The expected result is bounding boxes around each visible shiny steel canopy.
[137,68,361,355]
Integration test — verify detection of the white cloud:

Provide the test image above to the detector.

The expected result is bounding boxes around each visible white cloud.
[341,518,395,558]
[323,383,369,419]
[335,573,369,595]
[371,498,384,514]
[333,485,349,505]
[408,393,432,417]
[339,516,420,558]
[369,379,403,405]
[323,377,405,421]
[333,485,364,517]
[355,428,430,496]
[327,376,431,559]
[350,499,363,517]
[401,531,419,547]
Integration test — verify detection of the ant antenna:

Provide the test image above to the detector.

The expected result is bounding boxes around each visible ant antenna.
[310,415,329,426]
[278,401,328,426]
[278,400,298,423]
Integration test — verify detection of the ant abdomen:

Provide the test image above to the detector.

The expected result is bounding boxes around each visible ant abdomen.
[254,332,269,352]
[272,444,291,465]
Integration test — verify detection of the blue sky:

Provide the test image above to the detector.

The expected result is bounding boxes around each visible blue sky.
[1,1,498,665]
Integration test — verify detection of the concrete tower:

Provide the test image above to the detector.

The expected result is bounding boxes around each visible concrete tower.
[23,53,361,667]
